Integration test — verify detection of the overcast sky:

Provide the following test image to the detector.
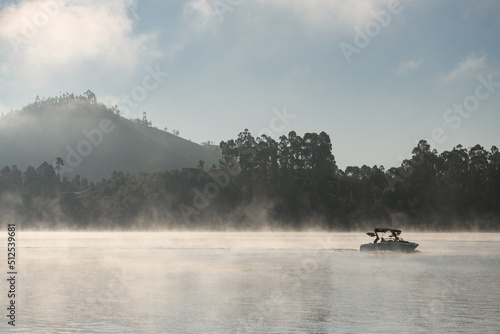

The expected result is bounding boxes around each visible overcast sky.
[1,0,499,169]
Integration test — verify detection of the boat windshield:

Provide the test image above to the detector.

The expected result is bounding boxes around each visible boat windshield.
[369,228,404,242]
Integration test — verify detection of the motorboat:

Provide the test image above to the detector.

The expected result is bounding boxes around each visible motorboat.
[360,228,418,252]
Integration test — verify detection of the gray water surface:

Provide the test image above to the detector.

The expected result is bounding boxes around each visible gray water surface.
[5,232,500,333]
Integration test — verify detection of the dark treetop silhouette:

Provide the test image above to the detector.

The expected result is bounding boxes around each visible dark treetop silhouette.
[0,94,499,230]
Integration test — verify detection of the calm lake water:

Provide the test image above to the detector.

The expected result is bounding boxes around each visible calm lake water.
[3,231,500,333]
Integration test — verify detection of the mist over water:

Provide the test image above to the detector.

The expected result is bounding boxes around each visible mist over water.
[4,232,500,333]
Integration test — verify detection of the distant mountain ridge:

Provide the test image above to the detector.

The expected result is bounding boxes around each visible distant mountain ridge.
[0,93,220,179]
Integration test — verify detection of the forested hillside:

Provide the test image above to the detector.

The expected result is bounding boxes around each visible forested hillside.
[0,92,220,180]
[0,128,499,230]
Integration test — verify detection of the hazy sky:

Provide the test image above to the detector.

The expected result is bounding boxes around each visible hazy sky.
[1,0,499,169]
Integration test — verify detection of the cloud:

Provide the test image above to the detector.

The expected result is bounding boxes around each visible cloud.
[254,0,400,31]
[164,0,222,60]
[0,0,159,84]
[183,0,219,33]
[396,58,423,76]
[442,53,487,83]
[182,0,405,34]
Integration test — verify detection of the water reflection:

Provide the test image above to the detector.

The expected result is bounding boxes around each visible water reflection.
[4,232,500,333]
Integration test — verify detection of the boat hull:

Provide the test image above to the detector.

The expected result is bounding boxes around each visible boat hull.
[360,241,418,252]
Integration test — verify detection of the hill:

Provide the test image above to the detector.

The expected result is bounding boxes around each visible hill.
[0,93,220,180]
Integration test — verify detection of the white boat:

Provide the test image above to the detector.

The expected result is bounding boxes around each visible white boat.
[360,228,418,252]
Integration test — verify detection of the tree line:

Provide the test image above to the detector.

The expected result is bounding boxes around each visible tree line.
[0,129,499,230]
